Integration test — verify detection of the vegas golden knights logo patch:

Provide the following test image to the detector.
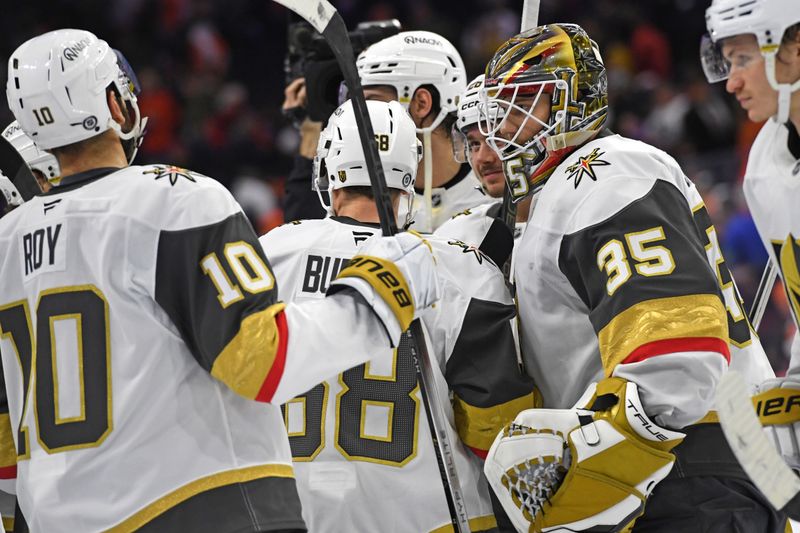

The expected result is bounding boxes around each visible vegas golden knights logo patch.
[565,147,610,188]
[775,234,800,326]
[338,170,347,183]
[143,165,197,186]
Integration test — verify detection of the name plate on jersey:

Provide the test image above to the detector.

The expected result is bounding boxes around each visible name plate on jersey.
[19,221,67,282]
[297,252,350,299]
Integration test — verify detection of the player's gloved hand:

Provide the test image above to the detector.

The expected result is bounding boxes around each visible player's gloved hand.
[754,377,800,472]
[483,378,684,533]
[328,231,439,346]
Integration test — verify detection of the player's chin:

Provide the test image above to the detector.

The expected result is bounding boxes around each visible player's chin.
[482,173,506,198]
[748,104,777,123]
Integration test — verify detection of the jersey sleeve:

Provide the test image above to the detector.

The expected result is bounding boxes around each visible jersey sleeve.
[0,362,16,487]
[0,362,16,533]
[446,298,539,458]
[558,178,729,426]
[428,242,538,458]
[154,185,288,403]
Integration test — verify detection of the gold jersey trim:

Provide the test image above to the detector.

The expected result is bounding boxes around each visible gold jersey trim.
[597,294,728,375]
[0,414,16,468]
[107,463,294,532]
[210,303,286,400]
[453,392,538,452]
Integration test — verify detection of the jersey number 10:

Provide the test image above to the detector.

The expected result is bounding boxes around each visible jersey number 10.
[0,286,111,458]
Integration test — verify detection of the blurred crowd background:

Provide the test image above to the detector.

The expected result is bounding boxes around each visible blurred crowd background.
[1,0,794,372]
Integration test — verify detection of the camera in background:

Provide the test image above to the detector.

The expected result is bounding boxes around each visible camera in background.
[285,19,402,122]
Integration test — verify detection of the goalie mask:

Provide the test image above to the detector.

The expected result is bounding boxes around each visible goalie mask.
[313,99,422,226]
[702,0,800,123]
[6,29,148,164]
[480,23,608,201]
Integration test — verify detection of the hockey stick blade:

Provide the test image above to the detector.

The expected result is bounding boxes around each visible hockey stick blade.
[716,371,800,512]
[272,1,471,530]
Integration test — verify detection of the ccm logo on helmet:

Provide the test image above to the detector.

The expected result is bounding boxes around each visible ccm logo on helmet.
[403,36,441,46]
[460,101,480,111]
[63,38,92,61]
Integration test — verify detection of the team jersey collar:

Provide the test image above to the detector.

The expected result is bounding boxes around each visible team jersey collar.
[330,215,382,229]
[46,167,123,194]
[414,163,471,194]
[787,121,800,160]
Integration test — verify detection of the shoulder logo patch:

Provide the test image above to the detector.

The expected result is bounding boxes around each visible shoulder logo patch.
[144,165,197,186]
[565,147,610,188]
[447,239,487,264]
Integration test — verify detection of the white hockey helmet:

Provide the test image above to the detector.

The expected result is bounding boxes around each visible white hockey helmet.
[6,29,147,162]
[0,173,23,217]
[452,74,504,164]
[0,134,41,217]
[357,31,467,132]
[2,121,61,182]
[313,99,422,222]
[703,0,800,122]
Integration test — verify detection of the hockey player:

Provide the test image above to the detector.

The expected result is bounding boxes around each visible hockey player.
[703,0,800,496]
[435,75,530,266]
[0,29,439,532]
[477,23,782,532]
[357,30,487,232]
[0,126,53,533]
[259,99,538,532]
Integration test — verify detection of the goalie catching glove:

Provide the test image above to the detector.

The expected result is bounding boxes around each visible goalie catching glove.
[753,377,800,473]
[484,378,684,532]
[328,231,439,346]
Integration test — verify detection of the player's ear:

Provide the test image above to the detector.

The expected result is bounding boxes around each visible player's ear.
[107,90,127,126]
[409,87,434,126]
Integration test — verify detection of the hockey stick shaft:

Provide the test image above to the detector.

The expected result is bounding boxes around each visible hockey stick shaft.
[272,2,471,530]
[499,0,540,280]
[749,260,777,330]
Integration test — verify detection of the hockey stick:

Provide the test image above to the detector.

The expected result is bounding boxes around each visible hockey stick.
[499,0,540,281]
[271,1,471,530]
[716,371,800,516]
[749,260,778,330]
[717,261,799,515]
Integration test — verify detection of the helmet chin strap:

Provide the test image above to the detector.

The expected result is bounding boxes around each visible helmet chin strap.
[414,108,447,233]
[764,52,800,124]
[108,98,148,164]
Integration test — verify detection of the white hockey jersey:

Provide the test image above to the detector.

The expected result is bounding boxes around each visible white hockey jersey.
[259,216,537,533]
[743,119,800,371]
[515,134,771,429]
[434,200,526,275]
[0,165,396,532]
[404,165,488,233]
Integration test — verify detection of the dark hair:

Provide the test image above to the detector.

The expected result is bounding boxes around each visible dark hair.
[343,185,375,200]
[338,185,401,201]
[783,23,800,45]
[417,83,456,138]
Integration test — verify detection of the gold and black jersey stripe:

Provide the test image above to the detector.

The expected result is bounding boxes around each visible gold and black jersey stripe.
[446,298,538,456]
[155,212,287,402]
[559,179,729,374]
